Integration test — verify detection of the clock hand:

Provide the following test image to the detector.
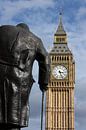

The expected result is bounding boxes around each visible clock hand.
[60,73,63,78]
[59,71,63,78]
[59,70,63,73]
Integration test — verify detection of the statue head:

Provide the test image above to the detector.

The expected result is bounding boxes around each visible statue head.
[16,23,30,32]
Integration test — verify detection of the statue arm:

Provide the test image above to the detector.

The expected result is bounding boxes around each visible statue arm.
[36,39,50,92]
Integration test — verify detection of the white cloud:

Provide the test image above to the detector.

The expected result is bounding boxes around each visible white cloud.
[76,7,86,20]
[0,0,54,24]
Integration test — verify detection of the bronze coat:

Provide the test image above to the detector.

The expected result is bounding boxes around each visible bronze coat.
[0,24,50,127]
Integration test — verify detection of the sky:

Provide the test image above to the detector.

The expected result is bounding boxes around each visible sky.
[0,0,86,130]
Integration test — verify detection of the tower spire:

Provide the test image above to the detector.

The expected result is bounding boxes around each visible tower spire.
[54,12,67,44]
[55,12,66,35]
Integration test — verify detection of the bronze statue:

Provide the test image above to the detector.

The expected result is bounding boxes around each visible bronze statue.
[0,23,50,130]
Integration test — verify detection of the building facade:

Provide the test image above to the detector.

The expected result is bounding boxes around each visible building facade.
[45,14,75,130]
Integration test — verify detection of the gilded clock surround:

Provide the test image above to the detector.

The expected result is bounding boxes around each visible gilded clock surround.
[45,13,75,130]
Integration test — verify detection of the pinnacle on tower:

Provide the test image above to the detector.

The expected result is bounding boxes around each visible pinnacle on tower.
[54,12,67,44]
[55,12,66,35]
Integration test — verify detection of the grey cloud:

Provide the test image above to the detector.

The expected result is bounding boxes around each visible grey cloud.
[75,78,86,101]
[22,118,44,130]
[29,85,42,118]
[29,83,46,119]
[75,78,86,130]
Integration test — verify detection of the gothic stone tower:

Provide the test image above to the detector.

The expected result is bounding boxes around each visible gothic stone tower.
[45,14,75,130]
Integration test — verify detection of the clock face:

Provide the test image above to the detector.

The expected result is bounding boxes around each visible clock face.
[52,65,68,79]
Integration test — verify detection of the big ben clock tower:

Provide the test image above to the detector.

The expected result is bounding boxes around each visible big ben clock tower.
[45,13,75,130]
